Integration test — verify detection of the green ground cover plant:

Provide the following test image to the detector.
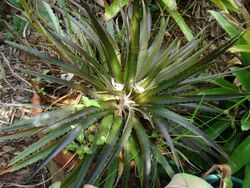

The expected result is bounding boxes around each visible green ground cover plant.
[0,0,249,187]
[208,1,250,186]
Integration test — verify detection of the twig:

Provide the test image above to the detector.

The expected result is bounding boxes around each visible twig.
[1,52,32,87]
[0,59,15,91]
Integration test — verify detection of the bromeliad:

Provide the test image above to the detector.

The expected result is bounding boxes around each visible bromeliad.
[0,0,247,187]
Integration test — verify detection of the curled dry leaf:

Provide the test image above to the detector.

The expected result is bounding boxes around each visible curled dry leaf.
[203,164,232,179]
[203,164,232,188]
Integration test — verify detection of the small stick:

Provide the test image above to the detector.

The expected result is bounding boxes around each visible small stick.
[1,52,32,87]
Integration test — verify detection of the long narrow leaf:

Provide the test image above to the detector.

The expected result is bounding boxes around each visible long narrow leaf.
[5,41,83,76]
[70,0,122,82]
[73,115,114,188]
[32,111,108,177]
[151,146,175,178]
[153,117,180,169]
[134,117,151,187]
[0,105,83,132]
[141,94,248,105]
[151,108,227,158]
[20,69,94,95]
[87,114,123,183]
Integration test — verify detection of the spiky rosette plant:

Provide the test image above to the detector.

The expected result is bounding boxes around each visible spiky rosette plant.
[0,0,247,187]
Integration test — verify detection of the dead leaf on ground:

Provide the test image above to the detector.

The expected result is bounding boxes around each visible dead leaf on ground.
[31,92,42,116]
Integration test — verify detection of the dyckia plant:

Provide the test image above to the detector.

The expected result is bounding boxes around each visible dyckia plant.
[0,0,246,187]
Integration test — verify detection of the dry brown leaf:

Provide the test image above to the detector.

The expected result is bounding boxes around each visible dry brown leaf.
[31,93,42,116]
[203,164,232,188]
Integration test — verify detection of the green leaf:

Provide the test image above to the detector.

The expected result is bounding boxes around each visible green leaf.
[110,109,134,161]
[134,118,151,187]
[231,67,250,92]
[210,11,240,37]
[241,112,250,131]
[42,106,102,133]
[129,136,143,185]
[161,0,177,10]
[198,88,238,95]
[154,117,179,168]
[0,105,82,132]
[8,0,22,8]
[9,122,72,165]
[229,135,250,173]
[20,0,31,18]
[205,120,230,140]
[3,20,28,45]
[20,69,93,95]
[10,140,59,172]
[32,111,108,177]
[121,142,131,188]
[104,0,128,20]
[210,10,250,66]
[160,0,194,41]
[82,96,101,108]
[139,18,167,80]
[41,1,63,35]
[65,142,78,151]
[0,128,41,143]
[152,146,175,178]
[243,162,250,188]
[49,181,61,188]
[103,157,119,188]
[229,45,250,53]
[166,173,213,188]
[210,0,239,12]
[151,131,159,138]
[87,115,123,184]
[142,94,246,105]
[72,115,114,188]
[5,41,83,75]
[223,177,233,188]
[76,132,84,143]
[151,108,227,158]
[141,35,239,97]
[136,1,150,79]
[61,160,82,188]
[87,134,94,142]
[124,0,141,82]
[82,146,93,154]
[71,1,122,82]
[177,103,223,114]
